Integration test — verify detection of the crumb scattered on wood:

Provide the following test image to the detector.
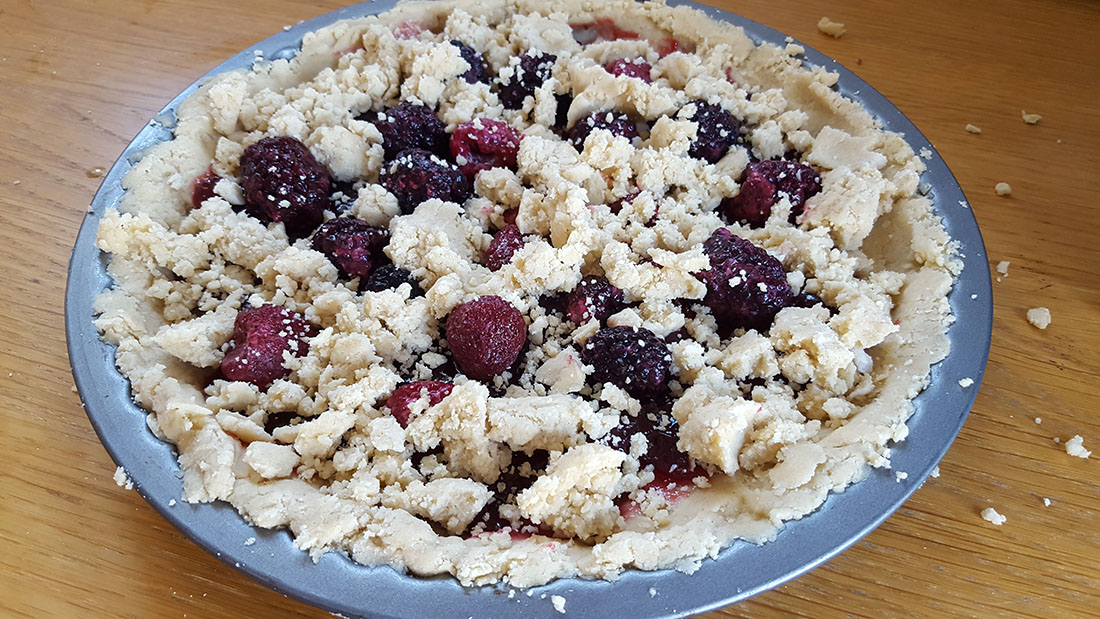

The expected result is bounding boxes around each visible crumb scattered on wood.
[817,17,846,38]
[995,182,1012,196]
[996,261,1010,276]
[1026,307,1051,329]
[981,507,1006,526]
[1021,110,1042,124]
[1065,435,1091,459]
[965,124,982,134]
[113,466,133,490]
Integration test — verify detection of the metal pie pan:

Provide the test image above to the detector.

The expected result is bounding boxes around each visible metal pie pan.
[65,1,994,616]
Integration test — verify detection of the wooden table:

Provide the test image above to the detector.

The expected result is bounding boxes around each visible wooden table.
[2,0,1096,616]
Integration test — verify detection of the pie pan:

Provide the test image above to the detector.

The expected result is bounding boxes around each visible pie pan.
[65,1,994,616]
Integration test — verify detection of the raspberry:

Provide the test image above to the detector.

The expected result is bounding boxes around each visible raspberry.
[605,58,652,82]
[364,264,423,296]
[498,51,556,110]
[684,100,742,163]
[451,40,489,84]
[581,326,672,401]
[566,275,625,324]
[721,160,823,227]
[567,111,639,150]
[655,37,682,57]
[484,224,527,271]
[240,136,330,239]
[698,228,792,331]
[446,296,527,381]
[368,101,449,159]
[221,305,315,389]
[191,168,220,208]
[449,119,522,176]
[381,148,472,213]
[391,20,426,40]
[384,380,454,427]
[311,217,388,280]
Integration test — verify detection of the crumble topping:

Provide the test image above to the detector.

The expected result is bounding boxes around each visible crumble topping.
[92,0,960,587]
[1027,307,1051,329]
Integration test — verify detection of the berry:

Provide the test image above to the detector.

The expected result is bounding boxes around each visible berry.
[605,58,652,82]
[191,168,220,209]
[221,305,314,389]
[608,191,638,215]
[367,101,449,159]
[580,326,672,401]
[498,51,556,110]
[566,275,624,324]
[554,93,573,130]
[570,18,640,44]
[446,296,527,381]
[263,411,299,435]
[721,160,823,227]
[684,101,742,163]
[467,450,549,536]
[698,228,792,331]
[655,37,682,57]
[240,136,330,239]
[449,119,522,176]
[311,217,388,280]
[602,402,693,478]
[566,111,639,150]
[364,264,423,296]
[484,224,526,271]
[391,20,426,40]
[385,380,454,427]
[381,148,472,213]
[451,40,489,84]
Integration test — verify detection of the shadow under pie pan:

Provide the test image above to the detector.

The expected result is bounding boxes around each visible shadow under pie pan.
[65,0,994,616]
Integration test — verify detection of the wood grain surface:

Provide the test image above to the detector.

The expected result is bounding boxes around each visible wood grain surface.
[1,0,1097,616]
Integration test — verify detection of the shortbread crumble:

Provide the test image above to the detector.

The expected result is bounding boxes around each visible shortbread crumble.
[93,0,960,587]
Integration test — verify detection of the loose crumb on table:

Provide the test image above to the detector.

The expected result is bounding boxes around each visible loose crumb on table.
[995,182,1012,196]
[981,507,1007,526]
[816,17,846,37]
[1027,307,1052,329]
[1021,110,1042,124]
[964,123,982,134]
[1065,435,1091,459]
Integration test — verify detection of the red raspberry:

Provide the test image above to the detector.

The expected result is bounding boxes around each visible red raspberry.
[581,326,672,401]
[385,380,454,427]
[698,228,792,331]
[191,168,220,209]
[498,51,557,110]
[311,217,389,280]
[605,58,652,82]
[446,296,527,381]
[684,101,742,164]
[567,111,639,150]
[566,275,625,324]
[240,136,330,239]
[484,224,527,271]
[381,148,472,213]
[221,305,315,389]
[721,160,823,227]
[450,119,522,176]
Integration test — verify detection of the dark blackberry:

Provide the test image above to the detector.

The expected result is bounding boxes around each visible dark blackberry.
[364,264,424,296]
[566,275,625,324]
[240,136,331,239]
[580,326,672,401]
[698,228,792,331]
[605,58,652,82]
[566,110,639,150]
[311,217,388,280]
[449,119,522,176]
[451,40,489,84]
[498,51,557,110]
[722,160,823,227]
[684,100,742,164]
[483,224,527,271]
[381,148,472,213]
[366,101,449,159]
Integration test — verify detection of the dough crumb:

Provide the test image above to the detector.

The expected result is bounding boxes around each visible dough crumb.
[1021,111,1042,125]
[894,471,908,482]
[996,261,1010,276]
[930,466,940,478]
[12,180,21,185]
[168,499,176,507]
[919,147,933,160]
[958,377,974,388]
[1065,435,1091,459]
[964,124,982,134]
[244,537,256,546]
[816,17,846,38]
[648,588,657,597]
[994,182,1012,196]
[1042,498,1051,507]
[981,507,1006,526]
[113,465,133,490]
[1035,417,1042,425]
[551,595,567,614]
[959,200,970,209]
[1026,307,1052,329]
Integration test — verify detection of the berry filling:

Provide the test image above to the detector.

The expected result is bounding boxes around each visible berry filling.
[684,100,742,164]
[570,18,640,44]
[384,380,454,427]
[605,58,652,82]
[446,296,528,381]
[498,50,557,110]
[566,111,639,150]
[722,159,823,227]
[698,228,793,332]
[240,136,330,239]
[451,40,489,84]
[449,119,522,176]
[311,217,389,280]
[581,326,673,401]
[381,148,472,213]
[483,224,527,271]
[364,264,423,296]
[191,168,220,209]
[221,304,315,389]
[566,275,625,324]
